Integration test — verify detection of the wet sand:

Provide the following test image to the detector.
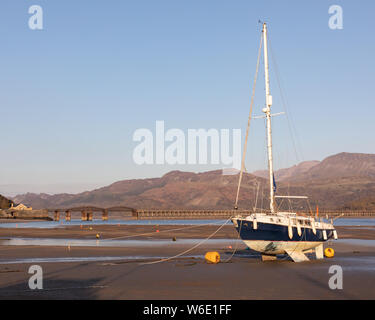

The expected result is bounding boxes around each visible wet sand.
[0,224,374,240]
[0,223,374,299]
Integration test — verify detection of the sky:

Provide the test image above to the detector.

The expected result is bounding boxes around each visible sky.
[0,1,374,196]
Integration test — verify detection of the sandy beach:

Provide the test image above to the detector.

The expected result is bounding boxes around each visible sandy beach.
[0,222,374,299]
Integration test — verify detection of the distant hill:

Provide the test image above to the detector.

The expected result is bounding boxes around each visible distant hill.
[252,153,375,182]
[12,170,263,210]
[289,152,375,181]
[12,152,375,211]
[252,161,320,181]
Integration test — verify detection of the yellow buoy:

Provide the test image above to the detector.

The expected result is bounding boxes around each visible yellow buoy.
[205,251,220,264]
[96,233,100,239]
[324,247,334,258]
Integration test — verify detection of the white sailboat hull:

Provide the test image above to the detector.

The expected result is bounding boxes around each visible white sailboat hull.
[243,240,324,255]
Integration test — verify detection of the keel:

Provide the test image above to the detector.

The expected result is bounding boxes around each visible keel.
[285,249,309,262]
[315,243,324,259]
[261,254,277,261]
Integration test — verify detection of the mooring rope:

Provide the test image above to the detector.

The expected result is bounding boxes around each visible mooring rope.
[100,220,227,242]
[0,218,246,265]
[223,218,244,263]
[139,217,233,265]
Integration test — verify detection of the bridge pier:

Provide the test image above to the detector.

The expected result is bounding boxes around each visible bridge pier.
[81,210,87,221]
[102,209,108,221]
[54,210,60,221]
[65,210,71,221]
[134,210,140,219]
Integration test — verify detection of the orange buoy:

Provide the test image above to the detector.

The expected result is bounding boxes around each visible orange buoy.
[205,251,220,264]
[324,247,335,258]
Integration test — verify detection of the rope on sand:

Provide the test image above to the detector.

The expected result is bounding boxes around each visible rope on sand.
[101,220,227,242]
[139,217,233,265]
[223,218,244,263]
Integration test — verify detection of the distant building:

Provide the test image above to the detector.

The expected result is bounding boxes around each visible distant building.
[10,203,32,211]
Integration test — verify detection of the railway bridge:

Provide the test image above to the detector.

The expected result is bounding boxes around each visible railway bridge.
[48,206,136,221]
[47,207,375,221]
[48,207,254,221]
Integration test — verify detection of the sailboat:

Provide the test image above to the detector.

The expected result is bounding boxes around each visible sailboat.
[232,22,338,262]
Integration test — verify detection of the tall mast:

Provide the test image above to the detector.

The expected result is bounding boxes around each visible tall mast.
[262,22,276,214]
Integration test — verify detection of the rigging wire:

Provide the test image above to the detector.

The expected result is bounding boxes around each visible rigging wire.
[260,182,264,214]
[234,34,263,209]
[267,30,304,163]
[253,180,260,212]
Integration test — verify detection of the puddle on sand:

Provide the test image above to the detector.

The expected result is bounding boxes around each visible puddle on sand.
[334,218,375,227]
[0,237,241,248]
[2,237,375,249]
[332,255,375,272]
[348,227,375,231]
[336,239,375,247]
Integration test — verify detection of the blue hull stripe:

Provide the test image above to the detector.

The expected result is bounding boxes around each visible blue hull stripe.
[235,220,334,242]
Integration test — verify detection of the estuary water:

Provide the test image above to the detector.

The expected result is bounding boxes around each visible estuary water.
[0,217,374,229]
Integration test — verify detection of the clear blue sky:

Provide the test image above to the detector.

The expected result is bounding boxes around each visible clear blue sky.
[0,1,374,195]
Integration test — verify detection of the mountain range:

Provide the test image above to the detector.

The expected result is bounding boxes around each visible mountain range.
[9,152,375,211]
